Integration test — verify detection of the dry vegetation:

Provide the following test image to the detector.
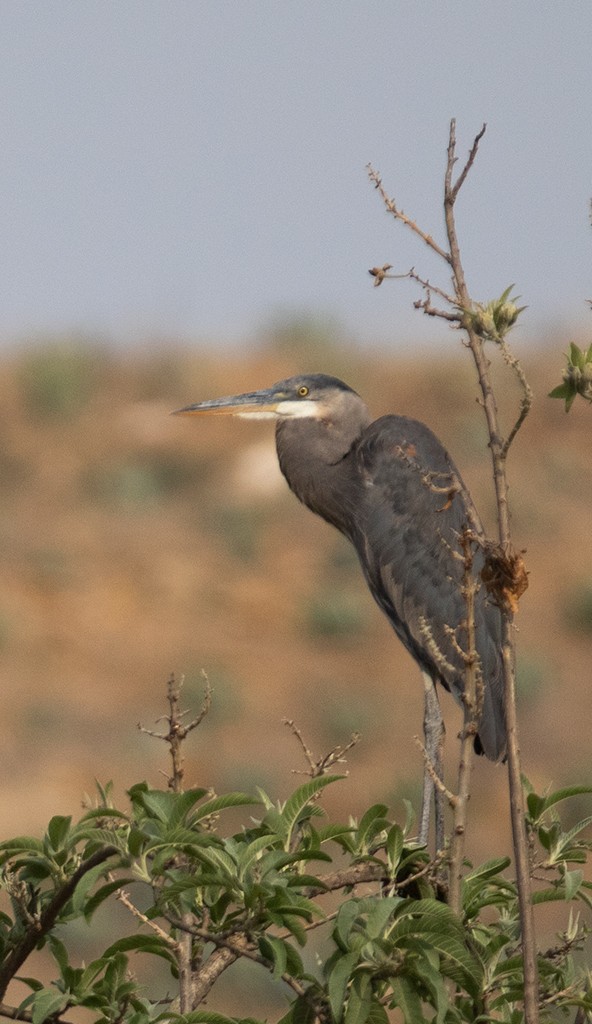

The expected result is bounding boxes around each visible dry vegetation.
[0,332,590,873]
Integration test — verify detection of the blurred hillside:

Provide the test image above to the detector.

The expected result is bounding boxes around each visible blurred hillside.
[0,330,590,873]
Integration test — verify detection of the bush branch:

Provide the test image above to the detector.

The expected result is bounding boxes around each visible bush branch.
[0,846,119,1001]
[367,164,451,263]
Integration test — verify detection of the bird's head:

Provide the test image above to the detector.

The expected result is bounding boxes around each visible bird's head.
[173,374,363,423]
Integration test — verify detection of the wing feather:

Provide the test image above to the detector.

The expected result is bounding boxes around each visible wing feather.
[354,414,505,760]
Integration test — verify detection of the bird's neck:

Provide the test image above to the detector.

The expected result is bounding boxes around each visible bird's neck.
[275,411,368,536]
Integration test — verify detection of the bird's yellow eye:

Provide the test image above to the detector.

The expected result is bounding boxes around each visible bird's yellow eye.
[298,385,309,397]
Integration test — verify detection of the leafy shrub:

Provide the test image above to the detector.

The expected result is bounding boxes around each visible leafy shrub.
[0,771,590,1023]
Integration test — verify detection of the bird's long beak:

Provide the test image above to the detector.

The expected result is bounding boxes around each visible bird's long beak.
[173,387,282,420]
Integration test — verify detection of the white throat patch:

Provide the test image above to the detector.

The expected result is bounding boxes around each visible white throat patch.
[236,400,322,421]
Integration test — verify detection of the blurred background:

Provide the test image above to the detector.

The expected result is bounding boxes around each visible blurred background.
[0,2,591,1015]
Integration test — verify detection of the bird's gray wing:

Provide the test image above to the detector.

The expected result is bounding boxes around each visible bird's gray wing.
[354,414,506,761]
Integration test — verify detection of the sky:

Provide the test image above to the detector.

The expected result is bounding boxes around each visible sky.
[0,2,590,349]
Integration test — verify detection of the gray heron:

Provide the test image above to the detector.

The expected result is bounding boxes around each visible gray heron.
[175,373,505,845]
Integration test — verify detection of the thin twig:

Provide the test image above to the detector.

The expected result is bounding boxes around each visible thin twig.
[418,616,456,677]
[367,164,451,263]
[115,886,178,947]
[450,122,487,202]
[138,673,212,792]
[413,734,454,802]
[407,267,457,305]
[283,718,360,778]
[498,337,534,457]
[413,296,462,322]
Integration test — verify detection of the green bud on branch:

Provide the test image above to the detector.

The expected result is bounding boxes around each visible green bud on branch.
[549,341,592,412]
[460,285,526,342]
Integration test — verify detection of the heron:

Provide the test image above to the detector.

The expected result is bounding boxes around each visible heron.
[174,373,505,846]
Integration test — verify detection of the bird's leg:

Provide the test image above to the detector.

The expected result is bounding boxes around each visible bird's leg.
[419,672,446,852]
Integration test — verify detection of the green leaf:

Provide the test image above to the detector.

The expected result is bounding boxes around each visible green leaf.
[127,826,148,857]
[280,776,344,847]
[128,786,206,825]
[187,843,238,881]
[14,978,44,994]
[386,824,404,874]
[283,941,305,980]
[364,896,401,939]
[83,878,135,922]
[344,972,372,1024]
[393,901,482,998]
[48,934,69,974]
[335,899,365,950]
[390,976,425,1023]
[364,1004,389,1024]
[232,833,279,877]
[409,948,450,1024]
[261,848,332,874]
[78,957,111,994]
[102,933,177,967]
[536,785,592,816]
[46,815,72,851]
[31,988,69,1024]
[563,868,584,901]
[564,391,577,411]
[163,788,211,827]
[569,342,585,368]
[526,791,546,821]
[77,806,130,825]
[328,950,358,1022]
[550,815,592,862]
[0,836,45,855]
[312,823,357,846]
[401,799,416,836]
[356,804,389,849]
[277,1001,317,1024]
[548,382,577,410]
[68,859,120,916]
[189,793,256,823]
[532,887,569,905]
[259,934,288,978]
[464,856,511,883]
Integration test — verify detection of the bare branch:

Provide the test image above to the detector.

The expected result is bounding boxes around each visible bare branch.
[498,337,534,457]
[283,718,360,778]
[451,122,487,202]
[369,118,538,1020]
[407,267,457,305]
[138,673,212,793]
[413,295,462,322]
[115,886,178,948]
[367,164,451,263]
[414,734,454,802]
[418,616,456,677]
